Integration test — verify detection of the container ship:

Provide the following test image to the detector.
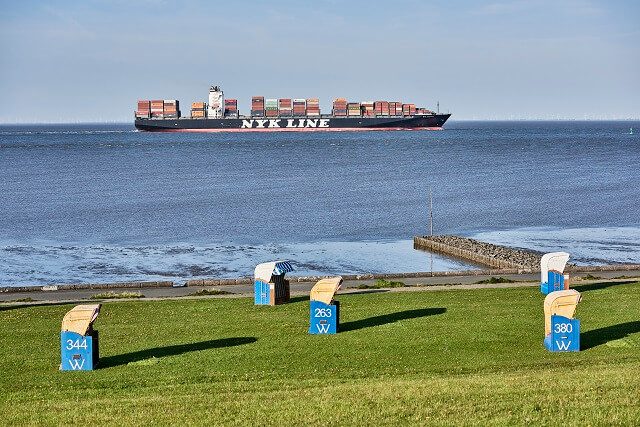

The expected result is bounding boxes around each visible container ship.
[134,85,451,132]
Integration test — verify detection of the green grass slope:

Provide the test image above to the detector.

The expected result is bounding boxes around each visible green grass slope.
[1,282,639,425]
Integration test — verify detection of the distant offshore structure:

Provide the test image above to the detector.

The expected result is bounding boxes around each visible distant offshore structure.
[134,85,451,132]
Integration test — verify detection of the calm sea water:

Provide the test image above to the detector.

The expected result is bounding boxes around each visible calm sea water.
[1,121,638,286]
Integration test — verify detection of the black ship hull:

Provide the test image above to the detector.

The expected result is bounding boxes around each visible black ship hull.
[134,114,451,132]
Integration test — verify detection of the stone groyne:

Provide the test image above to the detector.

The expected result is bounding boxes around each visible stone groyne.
[414,235,543,271]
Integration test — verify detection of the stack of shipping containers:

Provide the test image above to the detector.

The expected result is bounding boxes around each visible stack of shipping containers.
[138,90,433,121]
[279,99,292,116]
[136,100,150,118]
[191,102,206,118]
[251,96,264,117]
[389,102,400,116]
[347,103,360,116]
[151,100,164,118]
[374,102,383,116]
[293,99,306,117]
[402,103,417,116]
[332,98,347,116]
[374,101,391,116]
[224,99,238,117]
[163,100,180,119]
[306,98,320,116]
[361,101,375,117]
[265,98,278,117]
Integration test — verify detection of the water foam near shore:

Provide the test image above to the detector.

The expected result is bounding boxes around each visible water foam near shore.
[2,227,638,287]
[0,239,480,287]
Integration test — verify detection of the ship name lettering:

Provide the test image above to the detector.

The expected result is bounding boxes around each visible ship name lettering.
[243,118,330,129]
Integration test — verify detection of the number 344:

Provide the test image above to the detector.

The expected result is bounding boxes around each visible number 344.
[66,338,88,350]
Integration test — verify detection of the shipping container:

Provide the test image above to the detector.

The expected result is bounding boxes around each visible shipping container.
[333,97,347,116]
[279,98,292,117]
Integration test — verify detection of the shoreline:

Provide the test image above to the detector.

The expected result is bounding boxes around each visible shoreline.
[3,233,639,296]
[2,264,640,294]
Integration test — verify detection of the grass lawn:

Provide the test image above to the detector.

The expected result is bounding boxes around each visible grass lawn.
[1,281,639,425]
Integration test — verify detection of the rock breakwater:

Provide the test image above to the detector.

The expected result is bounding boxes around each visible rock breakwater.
[414,235,543,271]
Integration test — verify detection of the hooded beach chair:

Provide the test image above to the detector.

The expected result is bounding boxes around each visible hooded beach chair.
[60,304,101,370]
[540,252,570,294]
[309,276,343,334]
[254,260,294,305]
[543,289,582,352]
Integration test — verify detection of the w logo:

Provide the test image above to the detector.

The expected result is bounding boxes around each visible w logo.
[555,340,572,351]
[316,323,331,334]
[68,358,86,370]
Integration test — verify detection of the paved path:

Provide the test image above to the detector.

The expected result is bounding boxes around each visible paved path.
[1,269,637,306]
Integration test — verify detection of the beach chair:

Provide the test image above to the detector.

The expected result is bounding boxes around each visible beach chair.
[540,252,570,294]
[543,290,582,352]
[254,261,294,305]
[60,304,101,370]
[309,277,343,334]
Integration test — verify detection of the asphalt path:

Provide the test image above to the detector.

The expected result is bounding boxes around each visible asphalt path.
[1,269,638,306]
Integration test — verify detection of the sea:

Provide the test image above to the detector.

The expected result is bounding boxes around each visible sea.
[1,121,639,287]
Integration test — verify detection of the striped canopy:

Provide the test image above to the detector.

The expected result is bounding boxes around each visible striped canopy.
[254,261,294,282]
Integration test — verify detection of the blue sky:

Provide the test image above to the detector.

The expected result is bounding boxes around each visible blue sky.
[1,0,638,122]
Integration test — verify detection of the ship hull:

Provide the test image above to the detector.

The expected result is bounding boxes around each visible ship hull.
[134,114,451,132]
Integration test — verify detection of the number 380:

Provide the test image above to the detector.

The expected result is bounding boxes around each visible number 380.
[554,323,573,333]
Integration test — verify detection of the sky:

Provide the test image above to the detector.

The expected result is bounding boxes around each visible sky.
[1,0,639,123]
